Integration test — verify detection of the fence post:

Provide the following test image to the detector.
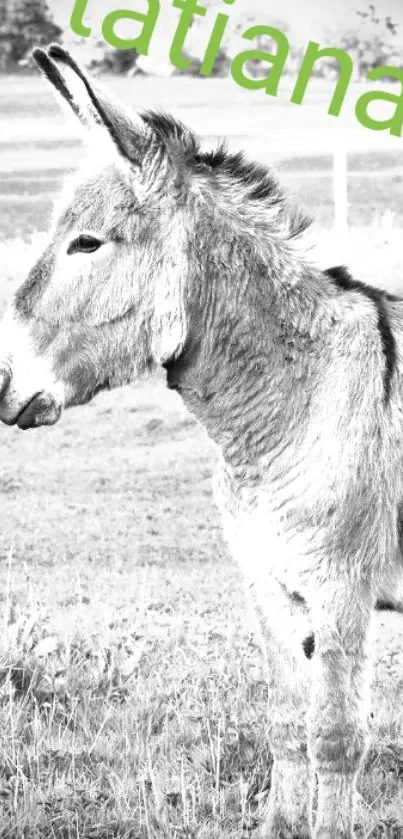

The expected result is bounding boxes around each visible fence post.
[333,142,349,234]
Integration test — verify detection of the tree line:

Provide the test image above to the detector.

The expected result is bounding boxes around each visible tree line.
[0,0,402,78]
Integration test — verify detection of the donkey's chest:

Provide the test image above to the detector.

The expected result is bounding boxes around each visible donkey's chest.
[212,461,397,594]
[219,503,314,595]
[213,468,313,592]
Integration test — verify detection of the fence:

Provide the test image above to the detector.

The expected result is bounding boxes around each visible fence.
[333,143,349,234]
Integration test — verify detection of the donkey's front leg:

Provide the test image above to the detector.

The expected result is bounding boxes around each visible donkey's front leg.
[308,588,372,839]
[251,583,313,839]
[264,676,312,839]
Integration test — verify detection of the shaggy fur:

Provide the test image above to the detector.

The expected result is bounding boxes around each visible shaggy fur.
[0,46,403,839]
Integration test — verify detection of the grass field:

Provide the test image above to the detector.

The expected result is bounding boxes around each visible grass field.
[0,75,403,837]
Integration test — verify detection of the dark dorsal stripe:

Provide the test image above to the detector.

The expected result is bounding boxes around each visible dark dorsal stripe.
[326,266,398,404]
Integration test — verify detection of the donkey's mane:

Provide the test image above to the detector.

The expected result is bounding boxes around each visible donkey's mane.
[141,110,311,241]
[142,110,199,153]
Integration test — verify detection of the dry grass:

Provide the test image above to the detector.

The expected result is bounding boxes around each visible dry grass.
[0,550,271,839]
[0,530,402,839]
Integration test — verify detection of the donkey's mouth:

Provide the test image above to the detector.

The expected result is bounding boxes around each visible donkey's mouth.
[16,392,62,431]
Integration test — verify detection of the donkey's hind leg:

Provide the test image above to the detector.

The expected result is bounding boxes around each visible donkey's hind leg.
[252,583,313,839]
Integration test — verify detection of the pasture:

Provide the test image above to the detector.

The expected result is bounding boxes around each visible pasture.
[0,74,403,837]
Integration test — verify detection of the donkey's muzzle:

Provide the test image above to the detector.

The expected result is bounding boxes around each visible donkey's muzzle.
[16,393,62,430]
[0,368,62,430]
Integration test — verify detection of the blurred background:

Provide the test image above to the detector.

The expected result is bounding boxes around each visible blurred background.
[0,3,403,837]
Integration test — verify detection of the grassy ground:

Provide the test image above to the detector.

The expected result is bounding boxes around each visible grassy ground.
[0,76,403,837]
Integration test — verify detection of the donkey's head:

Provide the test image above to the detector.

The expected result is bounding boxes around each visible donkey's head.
[0,45,309,431]
[0,45,200,430]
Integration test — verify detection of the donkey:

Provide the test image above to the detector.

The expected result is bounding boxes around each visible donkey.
[0,45,402,839]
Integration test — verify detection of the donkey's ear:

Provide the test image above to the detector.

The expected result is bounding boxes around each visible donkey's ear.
[32,44,151,164]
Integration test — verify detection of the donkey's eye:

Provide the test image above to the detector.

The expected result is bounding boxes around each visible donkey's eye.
[67,235,103,255]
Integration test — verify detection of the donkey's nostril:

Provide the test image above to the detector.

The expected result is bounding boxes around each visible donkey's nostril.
[0,369,10,402]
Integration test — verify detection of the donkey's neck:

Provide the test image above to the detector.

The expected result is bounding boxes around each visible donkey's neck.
[165,235,331,480]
